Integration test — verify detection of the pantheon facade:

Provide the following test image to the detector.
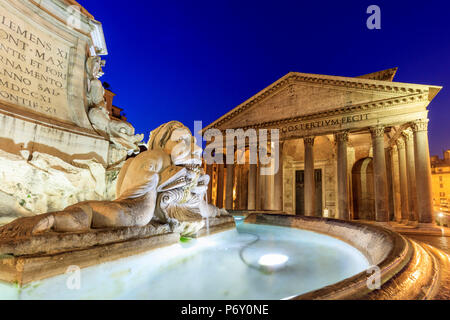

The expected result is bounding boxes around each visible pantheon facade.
[202,68,442,226]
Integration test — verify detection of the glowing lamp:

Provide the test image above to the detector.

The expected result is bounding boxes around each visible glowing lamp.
[258,254,289,271]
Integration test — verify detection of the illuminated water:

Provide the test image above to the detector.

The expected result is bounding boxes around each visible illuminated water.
[0,222,369,300]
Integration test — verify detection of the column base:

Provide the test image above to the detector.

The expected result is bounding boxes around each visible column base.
[406,220,418,227]
[391,224,416,232]
[417,223,441,231]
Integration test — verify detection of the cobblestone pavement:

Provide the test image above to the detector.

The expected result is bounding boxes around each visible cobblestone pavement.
[403,233,450,300]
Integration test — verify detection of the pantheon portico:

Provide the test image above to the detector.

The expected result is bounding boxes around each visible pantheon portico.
[202,68,442,227]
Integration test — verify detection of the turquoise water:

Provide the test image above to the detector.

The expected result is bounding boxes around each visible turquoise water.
[0,223,369,300]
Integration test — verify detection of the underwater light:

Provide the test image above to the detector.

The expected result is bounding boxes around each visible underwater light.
[258,254,289,269]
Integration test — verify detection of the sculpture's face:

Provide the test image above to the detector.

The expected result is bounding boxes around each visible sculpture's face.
[87,56,102,79]
[142,122,209,218]
[164,127,202,167]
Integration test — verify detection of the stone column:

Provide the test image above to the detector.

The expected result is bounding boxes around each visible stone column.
[236,165,248,210]
[391,145,402,222]
[234,165,241,209]
[273,142,284,211]
[241,165,249,210]
[385,147,395,221]
[216,163,225,208]
[396,139,409,223]
[335,131,349,220]
[225,163,235,210]
[411,119,434,224]
[402,129,418,224]
[370,126,389,223]
[304,136,315,216]
[247,164,257,210]
[264,169,274,210]
[258,164,266,210]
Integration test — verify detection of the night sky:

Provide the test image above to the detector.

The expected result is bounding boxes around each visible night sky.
[77,0,449,156]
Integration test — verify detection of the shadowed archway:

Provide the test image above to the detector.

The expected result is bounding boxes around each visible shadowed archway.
[352,157,375,220]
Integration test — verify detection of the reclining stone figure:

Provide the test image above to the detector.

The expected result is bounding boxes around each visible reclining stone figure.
[0,121,227,238]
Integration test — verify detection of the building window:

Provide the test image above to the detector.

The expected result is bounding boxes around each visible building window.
[441,184,444,188]
[439,176,443,181]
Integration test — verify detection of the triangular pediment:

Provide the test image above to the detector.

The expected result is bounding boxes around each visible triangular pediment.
[203,71,441,131]
[356,67,398,81]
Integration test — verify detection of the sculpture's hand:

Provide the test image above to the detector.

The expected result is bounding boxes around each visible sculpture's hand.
[32,215,55,234]
[0,213,55,239]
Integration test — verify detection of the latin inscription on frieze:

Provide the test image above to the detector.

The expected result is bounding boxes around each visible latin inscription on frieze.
[281,113,370,134]
[0,7,72,121]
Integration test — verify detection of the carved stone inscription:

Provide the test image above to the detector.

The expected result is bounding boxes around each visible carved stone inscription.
[0,7,71,121]
[281,113,370,134]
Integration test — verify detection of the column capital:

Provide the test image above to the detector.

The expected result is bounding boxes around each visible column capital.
[369,125,384,138]
[334,130,349,143]
[411,119,429,133]
[304,136,315,146]
[369,125,385,138]
[401,128,414,141]
[396,138,405,150]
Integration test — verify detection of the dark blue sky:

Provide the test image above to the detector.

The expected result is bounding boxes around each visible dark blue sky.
[78,0,450,156]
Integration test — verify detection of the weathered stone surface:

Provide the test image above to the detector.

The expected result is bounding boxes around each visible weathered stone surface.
[0,214,234,285]
[1,232,180,285]
[0,221,171,256]
[0,214,234,258]
[0,150,107,220]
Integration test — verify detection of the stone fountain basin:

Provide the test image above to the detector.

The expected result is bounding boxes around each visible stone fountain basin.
[0,213,440,299]
[244,213,440,300]
[0,215,235,285]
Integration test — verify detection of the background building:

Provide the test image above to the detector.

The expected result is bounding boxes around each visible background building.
[103,85,128,122]
[431,150,450,217]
